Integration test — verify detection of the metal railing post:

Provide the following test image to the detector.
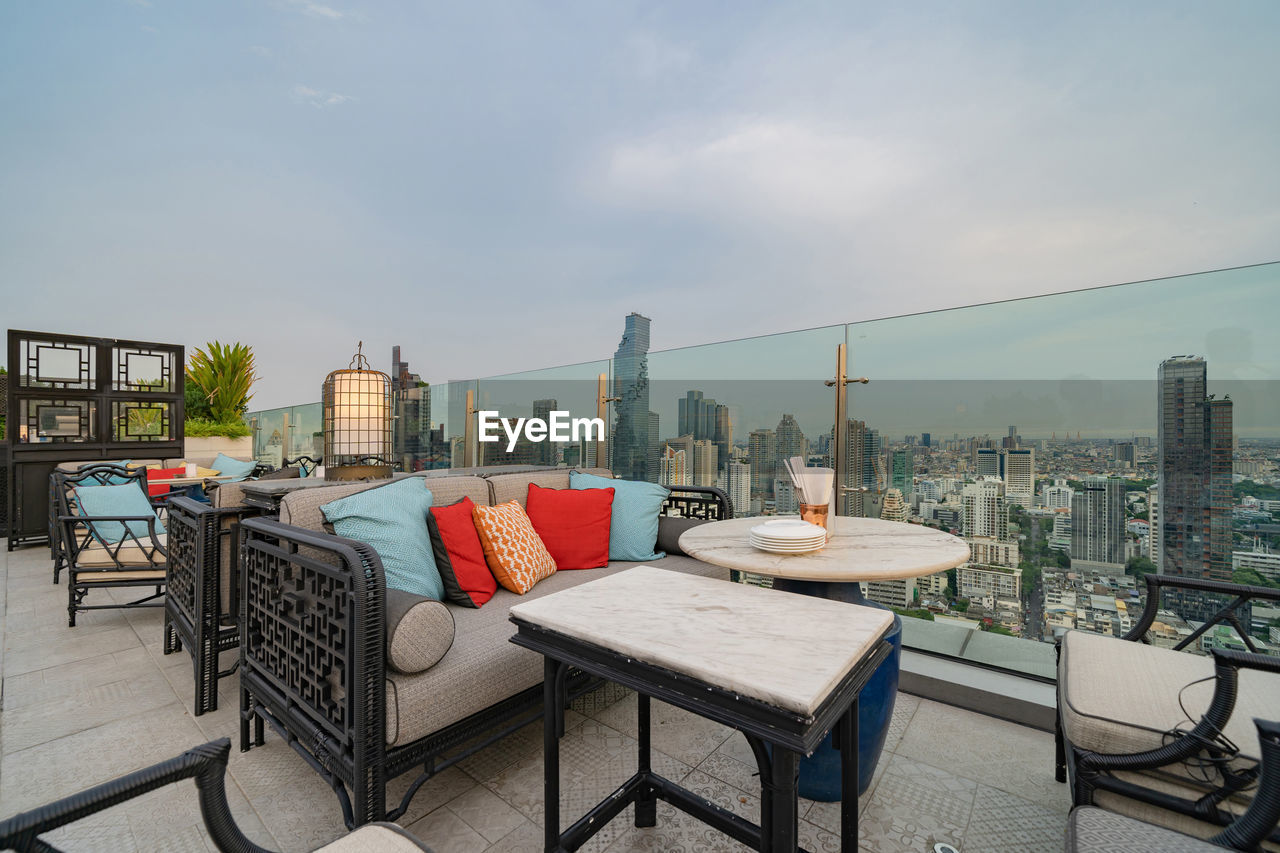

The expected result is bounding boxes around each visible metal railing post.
[463,389,477,468]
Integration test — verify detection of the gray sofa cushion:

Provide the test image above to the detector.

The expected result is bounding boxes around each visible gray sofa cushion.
[486,470,571,508]
[385,589,455,674]
[656,516,708,556]
[1067,806,1227,853]
[384,555,730,746]
[280,475,490,532]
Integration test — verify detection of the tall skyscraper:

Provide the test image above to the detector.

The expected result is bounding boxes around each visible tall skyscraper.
[1071,476,1125,573]
[692,439,718,487]
[974,447,1000,478]
[724,461,751,517]
[1158,357,1233,583]
[1114,442,1136,468]
[611,313,653,482]
[748,429,778,500]
[1148,484,1161,572]
[658,446,689,486]
[390,346,431,469]
[921,432,931,448]
[774,414,807,467]
[533,398,557,467]
[889,447,914,496]
[1002,447,1035,507]
[646,411,661,483]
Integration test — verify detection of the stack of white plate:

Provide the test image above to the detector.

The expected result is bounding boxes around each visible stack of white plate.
[748,519,826,554]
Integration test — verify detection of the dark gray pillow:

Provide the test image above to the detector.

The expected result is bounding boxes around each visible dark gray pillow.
[258,466,301,481]
[656,516,708,557]
[384,588,455,674]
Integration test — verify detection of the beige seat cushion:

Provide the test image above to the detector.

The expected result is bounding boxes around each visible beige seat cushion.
[384,555,729,747]
[77,535,167,568]
[311,822,432,852]
[486,470,571,508]
[77,569,167,583]
[1060,629,1280,778]
[1067,806,1230,853]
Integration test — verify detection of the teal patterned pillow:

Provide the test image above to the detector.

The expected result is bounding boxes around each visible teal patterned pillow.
[212,453,257,482]
[321,479,444,599]
[570,471,668,562]
[74,483,164,544]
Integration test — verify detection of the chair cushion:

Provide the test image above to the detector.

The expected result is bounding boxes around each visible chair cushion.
[426,497,496,608]
[570,471,667,562]
[321,479,444,600]
[385,589,454,674]
[525,484,613,570]
[73,483,165,544]
[1059,629,1279,778]
[657,516,708,556]
[76,569,167,582]
[486,470,571,508]
[472,501,557,594]
[384,553,730,746]
[1067,806,1226,853]
[313,822,434,852]
[145,467,186,497]
[211,453,257,482]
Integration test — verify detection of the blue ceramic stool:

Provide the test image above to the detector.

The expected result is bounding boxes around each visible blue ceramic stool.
[772,578,901,800]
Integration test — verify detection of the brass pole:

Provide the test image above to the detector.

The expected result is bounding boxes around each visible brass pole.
[834,343,848,516]
[596,373,619,471]
[463,388,477,468]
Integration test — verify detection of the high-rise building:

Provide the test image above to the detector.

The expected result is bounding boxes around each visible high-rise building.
[1157,357,1233,582]
[957,564,1021,601]
[748,429,778,500]
[921,432,931,448]
[889,447,914,497]
[692,439,718,488]
[713,404,732,475]
[775,413,807,471]
[391,346,432,470]
[1071,476,1126,573]
[828,419,879,517]
[962,478,1010,541]
[533,398,558,467]
[724,461,751,517]
[1114,442,1136,468]
[775,478,798,514]
[880,488,908,523]
[646,411,661,483]
[974,448,1000,478]
[658,446,689,486]
[1148,484,1161,572]
[611,313,653,482]
[1002,447,1035,508]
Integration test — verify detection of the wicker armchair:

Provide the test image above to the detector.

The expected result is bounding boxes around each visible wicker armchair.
[164,496,257,715]
[1057,573,1280,846]
[52,467,167,627]
[48,464,140,585]
[0,739,432,852]
[1068,718,1280,852]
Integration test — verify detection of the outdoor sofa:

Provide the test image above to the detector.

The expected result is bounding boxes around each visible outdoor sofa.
[231,466,732,827]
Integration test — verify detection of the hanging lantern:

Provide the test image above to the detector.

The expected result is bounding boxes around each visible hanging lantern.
[322,342,392,481]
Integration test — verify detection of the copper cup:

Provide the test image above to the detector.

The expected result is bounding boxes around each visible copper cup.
[799,503,830,542]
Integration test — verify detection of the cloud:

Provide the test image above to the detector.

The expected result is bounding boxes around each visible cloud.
[248,45,272,58]
[623,32,693,81]
[290,85,354,108]
[141,24,158,33]
[284,0,345,19]
[596,117,930,233]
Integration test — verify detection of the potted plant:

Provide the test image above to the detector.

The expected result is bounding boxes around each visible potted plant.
[183,342,258,465]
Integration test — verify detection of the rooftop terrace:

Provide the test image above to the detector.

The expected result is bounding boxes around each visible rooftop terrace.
[0,539,1068,852]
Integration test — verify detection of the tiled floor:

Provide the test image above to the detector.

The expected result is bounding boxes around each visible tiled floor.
[0,541,1068,851]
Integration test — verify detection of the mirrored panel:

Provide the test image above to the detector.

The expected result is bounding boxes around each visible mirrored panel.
[20,339,95,390]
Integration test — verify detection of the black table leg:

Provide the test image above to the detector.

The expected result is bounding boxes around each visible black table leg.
[838,697,860,851]
[771,747,799,852]
[544,658,563,852]
[636,693,656,827]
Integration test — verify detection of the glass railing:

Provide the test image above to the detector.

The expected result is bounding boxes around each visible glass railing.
[246,261,1280,679]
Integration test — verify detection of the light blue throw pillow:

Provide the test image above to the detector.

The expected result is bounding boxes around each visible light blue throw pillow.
[212,453,257,482]
[320,479,444,600]
[74,483,165,544]
[570,471,668,562]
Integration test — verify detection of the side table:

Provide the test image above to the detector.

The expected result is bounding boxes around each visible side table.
[510,566,893,852]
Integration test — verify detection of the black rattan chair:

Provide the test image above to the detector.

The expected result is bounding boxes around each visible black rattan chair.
[164,496,256,715]
[0,738,433,852]
[1067,718,1280,852]
[1057,574,1280,845]
[53,467,167,628]
[48,464,140,585]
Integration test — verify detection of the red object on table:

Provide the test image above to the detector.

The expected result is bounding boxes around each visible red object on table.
[145,467,187,497]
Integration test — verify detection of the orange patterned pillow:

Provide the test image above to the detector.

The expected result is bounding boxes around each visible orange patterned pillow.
[471,500,557,594]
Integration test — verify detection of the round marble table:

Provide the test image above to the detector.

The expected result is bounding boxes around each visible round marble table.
[679,516,970,801]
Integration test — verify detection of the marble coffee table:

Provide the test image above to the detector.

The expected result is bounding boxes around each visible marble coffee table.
[510,566,893,852]
[680,516,970,801]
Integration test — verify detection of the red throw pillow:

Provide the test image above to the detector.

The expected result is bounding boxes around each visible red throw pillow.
[145,467,186,497]
[525,483,614,570]
[427,497,497,607]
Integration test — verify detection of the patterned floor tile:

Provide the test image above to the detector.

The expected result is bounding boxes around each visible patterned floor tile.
[2,668,179,753]
[853,753,975,853]
[405,805,489,853]
[962,783,1068,853]
[895,698,1069,813]
[482,816,542,852]
[595,694,735,767]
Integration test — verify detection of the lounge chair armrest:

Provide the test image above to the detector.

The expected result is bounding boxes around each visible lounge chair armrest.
[0,739,270,853]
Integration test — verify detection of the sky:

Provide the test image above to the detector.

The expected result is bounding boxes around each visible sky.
[2,1,1278,410]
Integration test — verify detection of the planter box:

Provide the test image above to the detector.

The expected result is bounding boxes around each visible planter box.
[183,435,253,468]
